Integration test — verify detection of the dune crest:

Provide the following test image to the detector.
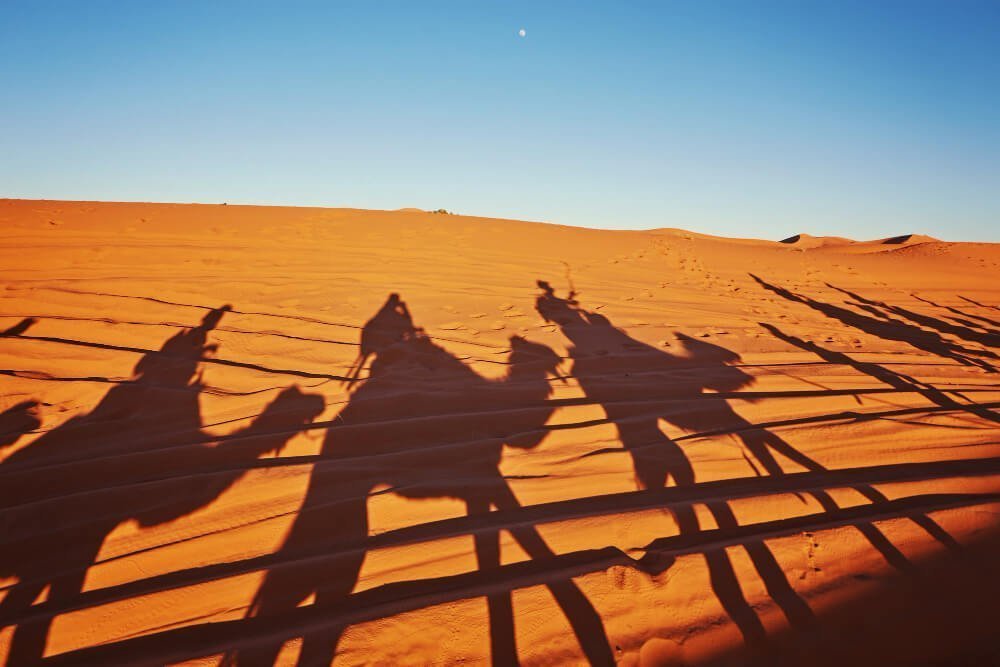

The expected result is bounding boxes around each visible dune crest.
[779,232,947,253]
[876,233,939,245]
[779,233,854,248]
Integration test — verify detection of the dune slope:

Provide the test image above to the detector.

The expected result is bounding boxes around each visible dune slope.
[1,199,999,666]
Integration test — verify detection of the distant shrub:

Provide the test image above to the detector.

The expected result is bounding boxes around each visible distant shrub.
[431,208,451,215]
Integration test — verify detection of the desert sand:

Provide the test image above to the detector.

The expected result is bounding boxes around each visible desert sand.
[1,199,998,666]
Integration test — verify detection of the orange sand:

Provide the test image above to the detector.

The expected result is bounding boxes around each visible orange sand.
[1,199,998,666]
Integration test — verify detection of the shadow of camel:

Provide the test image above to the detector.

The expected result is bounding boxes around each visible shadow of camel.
[0,307,324,665]
[535,280,960,651]
[2,287,988,666]
[750,275,996,373]
[534,281,813,648]
[912,294,1000,330]
[231,294,615,666]
[825,284,999,351]
[761,322,999,426]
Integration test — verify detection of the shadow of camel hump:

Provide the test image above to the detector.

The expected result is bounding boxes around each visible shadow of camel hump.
[231,293,614,667]
[0,304,324,666]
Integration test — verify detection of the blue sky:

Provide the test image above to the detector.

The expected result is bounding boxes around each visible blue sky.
[2,1,998,240]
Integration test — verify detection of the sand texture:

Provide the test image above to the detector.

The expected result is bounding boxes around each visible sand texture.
[1,199,999,666]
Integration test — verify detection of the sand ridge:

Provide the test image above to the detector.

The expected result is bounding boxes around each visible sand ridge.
[0,199,998,666]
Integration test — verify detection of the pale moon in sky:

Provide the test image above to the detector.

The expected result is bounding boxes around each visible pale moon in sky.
[518,28,526,37]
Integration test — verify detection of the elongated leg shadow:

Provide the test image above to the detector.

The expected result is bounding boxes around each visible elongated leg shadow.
[485,485,616,667]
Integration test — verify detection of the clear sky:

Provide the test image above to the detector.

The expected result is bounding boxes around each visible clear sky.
[2,1,998,240]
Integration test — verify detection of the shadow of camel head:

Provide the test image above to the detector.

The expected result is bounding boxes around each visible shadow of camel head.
[509,334,564,381]
[675,333,753,392]
[1,317,37,337]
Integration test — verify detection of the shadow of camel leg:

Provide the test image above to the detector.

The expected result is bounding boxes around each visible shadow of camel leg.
[704,546,768,648]
[297,625,344,667]
[708,502,816,631]
[233,566,302,666]
[294,558,363,667]
[675,500,767,652]
[743,430,920,572]
[468,497,519,667]
[7,564,90,665]
[2,579,50,665]
[852,484,963,552]
[492,485,615,666]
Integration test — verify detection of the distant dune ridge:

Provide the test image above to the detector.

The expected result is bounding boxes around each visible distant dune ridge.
[779,232,942,249]
[0,199,998,666]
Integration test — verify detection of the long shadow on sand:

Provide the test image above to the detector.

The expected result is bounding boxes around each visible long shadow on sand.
[912,294,1000,331]
[228,294,614,666]
[3,289,996,666]
[0,309,324,665]
[761,323,999,426]
[750,275,997,373]
[824,284,999,351]
[535,281,961,650]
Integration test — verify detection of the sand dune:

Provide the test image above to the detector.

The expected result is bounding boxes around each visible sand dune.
[779,232,943,252]
[779,233,855,248]
[1,199,998,666]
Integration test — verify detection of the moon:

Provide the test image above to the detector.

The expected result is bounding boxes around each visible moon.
[518,28,526,37]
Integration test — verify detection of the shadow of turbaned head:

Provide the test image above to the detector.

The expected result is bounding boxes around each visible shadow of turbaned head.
[345,293,417,384]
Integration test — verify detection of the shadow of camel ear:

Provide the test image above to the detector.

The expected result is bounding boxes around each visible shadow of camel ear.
[1,317,37,337]
[200,304,232,330]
